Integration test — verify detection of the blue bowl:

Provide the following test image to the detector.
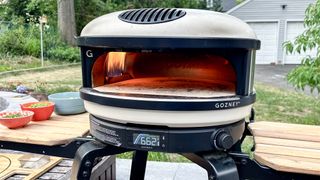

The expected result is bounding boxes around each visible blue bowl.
[48,92,86,115]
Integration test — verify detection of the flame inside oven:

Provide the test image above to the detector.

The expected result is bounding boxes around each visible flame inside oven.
[92,52,236,98]
[106,52,126,77]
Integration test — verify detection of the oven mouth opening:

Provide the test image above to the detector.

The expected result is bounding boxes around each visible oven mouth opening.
[91,52,236,99]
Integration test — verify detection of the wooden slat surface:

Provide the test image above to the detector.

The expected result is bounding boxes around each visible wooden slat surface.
[254,136,320,150]
[0,113,89,146]
[0,153,62,180]
[249,121,320,142]
[255,153,320,176]
[249,121,320,175]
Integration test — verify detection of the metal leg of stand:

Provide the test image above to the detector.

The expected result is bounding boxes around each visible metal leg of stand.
[130,150,148,180]
[71,141,129,180]
[182,152,239,180]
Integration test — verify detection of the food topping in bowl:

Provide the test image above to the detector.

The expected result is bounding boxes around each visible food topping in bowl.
[20,102,54,121]
[0,110,34,129]
[2,113,24,118]
[27,102,51,108]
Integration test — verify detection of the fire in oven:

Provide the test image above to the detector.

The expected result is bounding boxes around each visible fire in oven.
[77,8,260,152]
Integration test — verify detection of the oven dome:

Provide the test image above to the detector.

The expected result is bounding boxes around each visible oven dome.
[80,8,257,39]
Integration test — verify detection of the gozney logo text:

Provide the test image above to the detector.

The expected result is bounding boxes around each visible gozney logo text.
[214,101,240,109]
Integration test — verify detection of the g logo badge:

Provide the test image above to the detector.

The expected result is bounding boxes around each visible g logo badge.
[86,50,93,57]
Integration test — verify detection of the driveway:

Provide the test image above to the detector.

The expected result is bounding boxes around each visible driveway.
[254,65,318,96]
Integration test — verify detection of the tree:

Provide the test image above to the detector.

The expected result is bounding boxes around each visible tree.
[283,0,320,93]
[1,0,56,24]
[57,0,76,45]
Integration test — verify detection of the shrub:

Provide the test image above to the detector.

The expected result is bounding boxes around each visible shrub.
[0,26,27,56]
[0,25,40,57]
[0,24,80,62]
[46,46,80,63]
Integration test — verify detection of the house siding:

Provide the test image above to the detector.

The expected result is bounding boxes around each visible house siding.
[221,0,237,12]
[228,0,315,63]
[228,0,313,20]
[277,19,286,63]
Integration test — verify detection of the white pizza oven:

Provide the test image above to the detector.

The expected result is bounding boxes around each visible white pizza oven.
[78,8,260,152]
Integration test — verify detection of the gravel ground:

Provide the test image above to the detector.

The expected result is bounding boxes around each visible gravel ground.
[255,65,318,96]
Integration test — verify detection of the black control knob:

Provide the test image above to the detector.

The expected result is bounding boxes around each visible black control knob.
[214,131,233,150]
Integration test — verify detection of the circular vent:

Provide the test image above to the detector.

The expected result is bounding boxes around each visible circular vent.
[118,8,186,24]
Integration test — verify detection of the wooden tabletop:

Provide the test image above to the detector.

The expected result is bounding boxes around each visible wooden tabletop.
[0,153,62,180]
[0,113,90,146]
[249,121,320,176]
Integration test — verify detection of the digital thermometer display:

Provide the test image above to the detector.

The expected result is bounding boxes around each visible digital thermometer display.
[133,133,160,147]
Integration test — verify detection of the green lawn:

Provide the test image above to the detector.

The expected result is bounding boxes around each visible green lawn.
[255,83,320,125]
[0,65,81,93]
[0,65,319,162]
[0,55,71,72]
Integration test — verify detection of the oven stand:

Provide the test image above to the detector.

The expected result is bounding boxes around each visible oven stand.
[130,150,148,180]
[182,152,239,180]
[71,140,240,180]
[71,139,320,180]
[71,141,130,180]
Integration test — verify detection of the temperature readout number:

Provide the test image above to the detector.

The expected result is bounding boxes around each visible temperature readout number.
[133,133,160,147]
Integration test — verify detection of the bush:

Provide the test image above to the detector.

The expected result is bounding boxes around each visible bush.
[0,25,41,57]
[47,46,80,63]
[0,26,32,56]
[0,24,80,62]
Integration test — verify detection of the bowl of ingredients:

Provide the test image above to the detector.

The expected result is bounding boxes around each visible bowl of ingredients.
[20,102,54,121]
[48,92,86,115]
[0,110,34,128]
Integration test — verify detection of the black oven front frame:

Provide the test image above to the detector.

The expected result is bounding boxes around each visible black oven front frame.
[79,40,258,111]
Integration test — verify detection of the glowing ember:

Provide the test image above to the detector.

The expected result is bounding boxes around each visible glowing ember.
[107,52,126,77]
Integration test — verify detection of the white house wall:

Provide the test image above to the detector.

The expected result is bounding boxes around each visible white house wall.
[228,0,312,19]
[228,0,315,64]
[285,21,317,64]
[247,22,278,64]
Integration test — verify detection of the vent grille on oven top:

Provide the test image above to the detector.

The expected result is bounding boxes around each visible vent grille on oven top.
[118,8,186,24]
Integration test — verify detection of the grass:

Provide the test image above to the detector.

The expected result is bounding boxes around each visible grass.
[0,65,82,94]
[0,55,71,73]
[254,82,320,125]
[0,65,319,162]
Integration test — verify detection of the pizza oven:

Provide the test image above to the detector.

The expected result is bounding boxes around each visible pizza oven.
[78,8,260,153]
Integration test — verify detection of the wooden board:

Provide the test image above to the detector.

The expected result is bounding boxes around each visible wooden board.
[0,153,62,180]
[255,153,320,176]
[249,121,320,175]
[0,113,89,146]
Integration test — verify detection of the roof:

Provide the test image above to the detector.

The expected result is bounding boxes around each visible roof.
[227,0,315,15]
[222,0,238,12]
[227,0,252,14]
